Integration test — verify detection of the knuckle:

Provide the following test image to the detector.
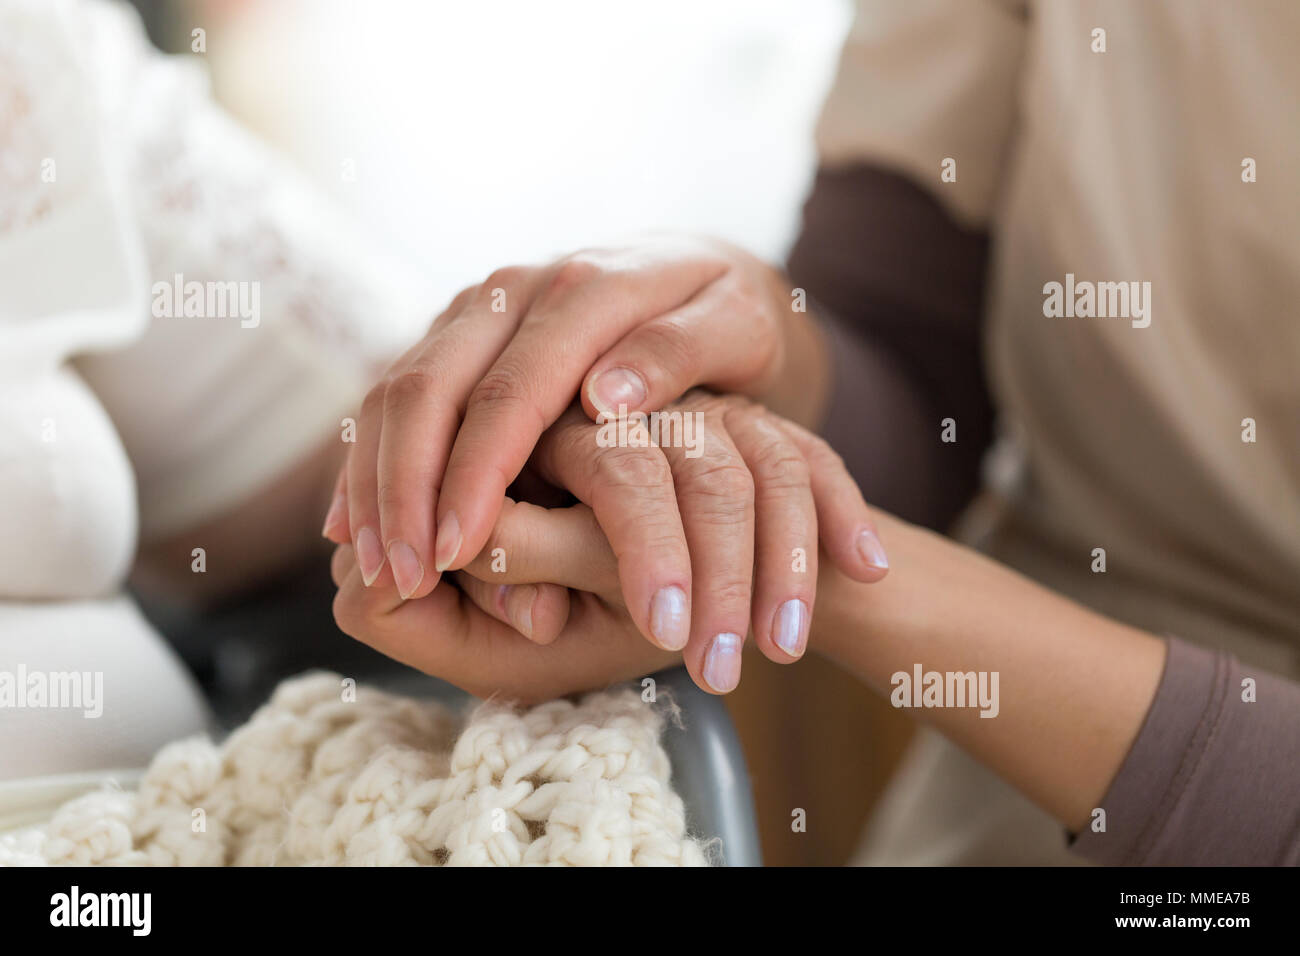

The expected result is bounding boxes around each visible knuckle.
[756,449,811,494]
[689,460,755,505]
[546,420,590,464]
[469,363,535,414]
[484,264,529,291]
[360,382,388,416]
[743,432,811,491]
[713,393,756,418]
[636,530,687,566]
[382,367,438,416]
[548,254,604,295]
[708,576,754,612]
[374,474,405,517]
[595,445,672,490]
[450,282,479,306]
[432,287,480,332]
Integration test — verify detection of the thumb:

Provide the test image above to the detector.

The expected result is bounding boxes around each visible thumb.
[581,277,775,420]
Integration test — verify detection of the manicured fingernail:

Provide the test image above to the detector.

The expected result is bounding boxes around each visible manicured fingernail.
[321,489,346,538]
[650,586,690,650]
[590,367,647,416]
[703,633,743,693]
[773,599,808,657]
[387,540,424,600]
[434,512,461,572]
[355,527,386,586]
[509,585,537,639]
[856,528,889,570]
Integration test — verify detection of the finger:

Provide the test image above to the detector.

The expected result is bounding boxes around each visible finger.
[346,375,391,587]
[580,274,775,422]
[724,403,817,663]
[330,542,356,587]
[322,467,349,544]
[377,268,546,601]
[330,541,410,646]
[530,405,693,652]
[333,555,479,674]
[777,419,889,582]
[345,293,480,580]
[332,539,678,703]
[657,408,756,695]
[459,498,620,597]
[452,570,570,645]
[346,283,496,589]
[383,590,674,706]
[433,249,726,575]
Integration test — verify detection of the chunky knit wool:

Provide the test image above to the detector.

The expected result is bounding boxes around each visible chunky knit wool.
[0,672,709,866]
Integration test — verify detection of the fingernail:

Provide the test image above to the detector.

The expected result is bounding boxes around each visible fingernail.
[650,586,690,650]
[321,489,346,538]
[387,539,424,600]
[856,528,889,570]
[589,367,647,416]
[509,585,537,639]
[355,527,386,586]
[434,512,461,572]
[773,599,808,657]
[703,633,743,693]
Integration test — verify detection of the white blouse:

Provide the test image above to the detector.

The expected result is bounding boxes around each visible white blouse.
[0,0,426,779]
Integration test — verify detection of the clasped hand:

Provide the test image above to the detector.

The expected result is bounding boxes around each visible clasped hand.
[323,240,888,698]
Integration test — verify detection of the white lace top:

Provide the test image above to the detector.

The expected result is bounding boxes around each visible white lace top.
[0,0,427,778]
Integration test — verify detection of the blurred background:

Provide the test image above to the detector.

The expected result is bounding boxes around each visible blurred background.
[128,0,915,865]
[136,0,850,324]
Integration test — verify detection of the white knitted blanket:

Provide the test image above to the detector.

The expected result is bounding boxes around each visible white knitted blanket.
[0,672,709,866]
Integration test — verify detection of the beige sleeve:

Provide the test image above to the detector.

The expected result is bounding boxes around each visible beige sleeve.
[815,0,1028,228]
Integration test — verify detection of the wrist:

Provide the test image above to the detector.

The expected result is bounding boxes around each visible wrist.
[813,512,1021,691]
[812,513,937,690]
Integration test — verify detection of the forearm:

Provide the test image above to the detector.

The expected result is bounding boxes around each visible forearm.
[815,511,1167,831]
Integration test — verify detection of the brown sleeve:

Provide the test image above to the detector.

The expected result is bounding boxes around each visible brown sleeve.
[1071,637,1300,866]
[786,165,994,530]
